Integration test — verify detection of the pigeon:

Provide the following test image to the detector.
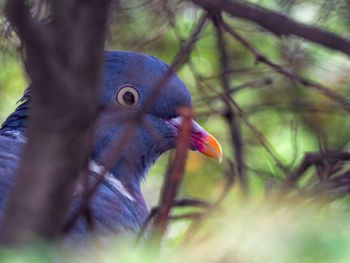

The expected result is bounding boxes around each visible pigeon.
[0,51,222,238]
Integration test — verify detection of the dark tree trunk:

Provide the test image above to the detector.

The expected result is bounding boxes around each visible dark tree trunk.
[0,0,112,245]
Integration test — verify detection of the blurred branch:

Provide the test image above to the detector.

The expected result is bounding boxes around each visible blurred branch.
[162,1,218,114]
[151,107,192,243]
[212,13,247,191]
[308,171,350,199]
[243,101,347,116]
[285,151,350,189]
[192,0,350,57]
[137,198,212,241]
[4,0,53,74]
[184,160,236,241]
[221,22,350,112]
[1,0,111,245]
[194,77,273,106]
[169,212,203,220]
[62,120,138,234]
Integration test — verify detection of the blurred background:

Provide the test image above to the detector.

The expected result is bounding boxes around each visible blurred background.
[1,0,350,262]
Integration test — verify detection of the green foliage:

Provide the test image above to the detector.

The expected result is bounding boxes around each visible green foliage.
[1,200,350,263]
[0,55,27,122]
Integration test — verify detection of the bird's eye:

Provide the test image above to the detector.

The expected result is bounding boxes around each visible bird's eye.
[116,86,140,107]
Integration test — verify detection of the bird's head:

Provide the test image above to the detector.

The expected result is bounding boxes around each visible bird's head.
[93,51,222,188]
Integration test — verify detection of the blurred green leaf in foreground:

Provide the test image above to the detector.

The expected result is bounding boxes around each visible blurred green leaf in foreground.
[1,198,350,263]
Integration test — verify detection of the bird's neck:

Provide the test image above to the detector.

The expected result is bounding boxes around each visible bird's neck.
[0,90,30,139]
[113,156,156,191]
[88,156,155,208]
[92,146,160,194]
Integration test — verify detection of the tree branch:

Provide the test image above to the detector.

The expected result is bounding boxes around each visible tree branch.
[285,151,350,188]
[150,107,192,243]
[221,22,350,112]
[192,0,350,57]
[0,0,112,245]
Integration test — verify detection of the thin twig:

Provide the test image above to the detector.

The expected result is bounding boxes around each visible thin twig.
[221,22,350,111]
[192,0,350,57]
[150,107,192,243]
[213,13,246,191]
[285,151,350,189]
[136,198,212,241]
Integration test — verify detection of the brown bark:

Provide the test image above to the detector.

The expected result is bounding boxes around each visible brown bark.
[0,0,112,244]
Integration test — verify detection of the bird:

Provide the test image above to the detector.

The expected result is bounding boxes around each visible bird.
[0,51,222,239]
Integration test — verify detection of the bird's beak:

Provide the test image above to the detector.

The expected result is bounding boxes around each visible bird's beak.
[190,120,223,162]
[167,117,223,162]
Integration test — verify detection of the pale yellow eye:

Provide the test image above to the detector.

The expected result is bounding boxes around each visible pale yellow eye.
[116,86,139,107]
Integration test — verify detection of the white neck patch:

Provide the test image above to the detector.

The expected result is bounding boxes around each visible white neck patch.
[89,160,135,202]
[2,130,26,142]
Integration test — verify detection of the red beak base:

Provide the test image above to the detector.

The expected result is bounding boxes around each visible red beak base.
[167,116,223,162]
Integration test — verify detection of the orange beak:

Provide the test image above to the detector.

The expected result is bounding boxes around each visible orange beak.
[166,116,223,162]
[197,132,223,162]
[190,120,223,162]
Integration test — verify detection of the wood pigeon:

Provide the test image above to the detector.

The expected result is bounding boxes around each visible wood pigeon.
[0,51,222,238]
